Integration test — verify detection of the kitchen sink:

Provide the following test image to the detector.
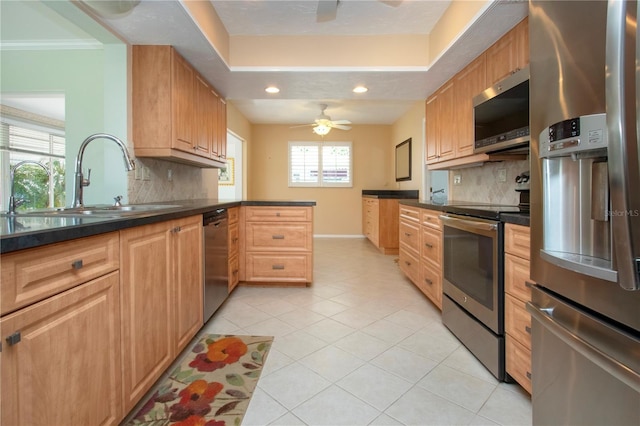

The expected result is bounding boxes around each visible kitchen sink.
[10,204,182,217]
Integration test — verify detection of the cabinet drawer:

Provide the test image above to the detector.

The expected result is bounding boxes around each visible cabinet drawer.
[505,253,531,302]
[421,226,442,268]
[246,222,312,252]
[506,334,532,394]
[399,205,420,223]
[228,207,239,224]
[245,253,312,283]
[505,293,532,349]
[244,206,312,222]
[399,219,420,253]
[420,261,442,309]
[505,223,531,259]
[1,232,120,316]
[421,209,442,230]
[399,246,420,285]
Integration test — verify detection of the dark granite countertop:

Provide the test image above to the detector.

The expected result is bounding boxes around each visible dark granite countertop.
[399,199,529,225]
[500,213,530,227]
[362,189,419,199]
[1,199,316,253]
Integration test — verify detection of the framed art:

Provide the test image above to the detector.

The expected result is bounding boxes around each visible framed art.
[395,138,412,182]
[218,157,235,185]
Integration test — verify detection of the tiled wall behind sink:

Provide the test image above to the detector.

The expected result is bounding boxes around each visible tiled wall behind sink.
[128,158,218,203]
[450,159,529,205]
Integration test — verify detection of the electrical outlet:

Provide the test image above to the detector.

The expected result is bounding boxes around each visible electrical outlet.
[167,169,173,182]
[453,175,462,185]
[497,168,507,183]
[134,167,142,180]
[143,166,151,181]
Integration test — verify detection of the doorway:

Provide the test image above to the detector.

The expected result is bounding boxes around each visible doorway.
[218,131,244,200]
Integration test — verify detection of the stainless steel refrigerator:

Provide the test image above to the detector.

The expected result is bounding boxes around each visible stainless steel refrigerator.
[528,1,640,424]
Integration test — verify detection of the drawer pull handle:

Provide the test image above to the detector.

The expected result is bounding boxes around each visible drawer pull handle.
[425,278,433,285]
[425,243,433,248]
[272,235,285,240]
[526,371,532,380]
[404,232,411,237]
[6,332,21,346]
[276,212,281,217]
[71,260,83,270]
[525,326,531,334]
[405,261,411,266]
[272,264,285,270]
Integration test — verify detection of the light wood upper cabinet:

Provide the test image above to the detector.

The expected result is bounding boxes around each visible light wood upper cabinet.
[454,55,487,158]
[132,45,226,168]
[425,81,455,164]
[426,17,528,168]
[486,17,529,86]
[1,272,122,426]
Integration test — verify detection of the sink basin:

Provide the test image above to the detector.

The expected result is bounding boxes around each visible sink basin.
[13,204,182,217]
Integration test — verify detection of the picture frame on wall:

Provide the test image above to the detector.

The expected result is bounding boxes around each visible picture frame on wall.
[395,138,412,182]
[218,157,235,186]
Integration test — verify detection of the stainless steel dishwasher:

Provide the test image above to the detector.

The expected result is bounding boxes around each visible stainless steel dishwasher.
[203,208,228,321]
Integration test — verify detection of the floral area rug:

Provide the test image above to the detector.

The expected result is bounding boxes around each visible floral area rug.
[124,334,273,426]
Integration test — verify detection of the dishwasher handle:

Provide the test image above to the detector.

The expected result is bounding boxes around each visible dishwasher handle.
[203,208,228,226]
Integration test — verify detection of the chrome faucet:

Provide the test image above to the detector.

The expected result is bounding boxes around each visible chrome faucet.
[73,133,135,208]
[8,160,50,214]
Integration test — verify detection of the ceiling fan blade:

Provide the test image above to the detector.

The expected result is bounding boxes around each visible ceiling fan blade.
[290,123,315,128]
[331,119,351,125]
[331,124,351,131]
[317,0,338,22]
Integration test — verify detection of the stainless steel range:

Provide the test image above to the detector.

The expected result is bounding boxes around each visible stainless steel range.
[437,203,527,381]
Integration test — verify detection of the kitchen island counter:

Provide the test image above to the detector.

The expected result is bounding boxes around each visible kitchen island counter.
[1,199,316,253]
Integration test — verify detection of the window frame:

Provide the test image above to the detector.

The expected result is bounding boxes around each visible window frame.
[288,141,353,188]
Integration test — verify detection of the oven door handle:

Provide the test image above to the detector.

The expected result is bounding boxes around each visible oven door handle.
[439,214,498,233]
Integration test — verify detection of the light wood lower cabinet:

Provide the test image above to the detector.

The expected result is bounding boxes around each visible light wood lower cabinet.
[362,197,400,254]
[399,205,443,309]
[504,223,532,394]
[228,206,240,292]
[1,233,122,425]
[1,272,122,426]
[120,215,203,413]
[240,206,313,285]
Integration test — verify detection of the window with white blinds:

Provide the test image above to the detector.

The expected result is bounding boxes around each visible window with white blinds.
[289,141,352,187]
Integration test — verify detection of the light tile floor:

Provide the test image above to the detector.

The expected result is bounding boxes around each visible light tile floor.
[203,238,532,426]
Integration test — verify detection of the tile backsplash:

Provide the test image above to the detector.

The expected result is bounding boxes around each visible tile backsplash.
[128,158,219,203]
[449,159,529,205]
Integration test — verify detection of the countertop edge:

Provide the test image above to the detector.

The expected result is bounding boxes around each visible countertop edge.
[1,200,316,253]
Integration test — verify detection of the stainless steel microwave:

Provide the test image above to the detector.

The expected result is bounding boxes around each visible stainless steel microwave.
[473,66,530,154]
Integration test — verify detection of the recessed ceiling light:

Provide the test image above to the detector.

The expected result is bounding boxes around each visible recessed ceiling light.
[265,86,280,94]
[353,86,368,93]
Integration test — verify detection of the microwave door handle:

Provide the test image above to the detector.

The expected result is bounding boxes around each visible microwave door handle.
[605,0,640,290]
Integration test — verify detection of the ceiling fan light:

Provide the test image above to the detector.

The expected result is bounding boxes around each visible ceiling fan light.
[265,86,280,94]
[313,124,331,136]
[353,85,368,93]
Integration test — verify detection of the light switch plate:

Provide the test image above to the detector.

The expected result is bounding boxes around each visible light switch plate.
[453,175,461,185]
[134,167,142,180]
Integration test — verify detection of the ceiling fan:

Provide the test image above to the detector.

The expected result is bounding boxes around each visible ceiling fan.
[292,104,352,136]
[316,0,403,23]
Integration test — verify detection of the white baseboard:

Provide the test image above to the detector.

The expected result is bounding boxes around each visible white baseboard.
[313,234,366,239]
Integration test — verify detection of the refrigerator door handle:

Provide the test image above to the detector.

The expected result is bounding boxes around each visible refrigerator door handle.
[605,0,640,290]
[526,299,640,392]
